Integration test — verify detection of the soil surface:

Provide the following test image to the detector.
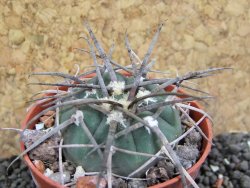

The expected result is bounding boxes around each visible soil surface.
[0,1,249,157]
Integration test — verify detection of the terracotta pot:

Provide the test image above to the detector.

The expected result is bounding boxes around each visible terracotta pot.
[20,73,212,188]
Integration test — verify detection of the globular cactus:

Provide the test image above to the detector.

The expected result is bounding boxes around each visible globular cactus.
[60,72,182,176]
[9,22,228,188]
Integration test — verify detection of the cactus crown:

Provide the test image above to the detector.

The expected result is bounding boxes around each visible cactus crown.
[6,22,229,188]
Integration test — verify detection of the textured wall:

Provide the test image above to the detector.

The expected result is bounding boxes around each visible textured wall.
[0,0,249,157]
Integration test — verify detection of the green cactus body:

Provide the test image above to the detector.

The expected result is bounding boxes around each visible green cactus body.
[60,72,182,176]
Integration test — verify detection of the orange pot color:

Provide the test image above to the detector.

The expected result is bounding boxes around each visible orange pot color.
[20,73,212,188]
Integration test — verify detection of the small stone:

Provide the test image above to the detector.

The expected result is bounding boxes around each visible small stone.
[128,180,147,188]
[0,165,6,175]
[213,174,224,188]
[10,182,17,188]
[63,161,75,174]
[203,176,209,185]
[224,158,230,165]
[39,116,55,128]
[210,175,217,185]
[232,170,242,180]
[35,123,44,130]
[50,162,59,172]
[216,142,223,150]
[76,176,107,188]
[13,168,21,174]
[228,144,241,154]
[228,163,235,170]
[247,140,250,149]
[112,178,127,188]
[240,175,250,188]
[21,130,46,148]
[230,155,240,164]
[146,166,169,186]
[158,160,175,178]
[243,152,250,160]
[8,29,25,45]
[185,129,202,146]
[49,171,71,184]
[8,174,17,180]
[175,145,199,168]
[1,160,9,167]
[210,148,221,159]
[74,166,85,180]
[238,161,249,172]
[20,171,31,182]
[210,165,219,172]
[33,160,45,173]
[202,163,211,172]
[18,181,27,188]
[44,168,53,177]
[219,165,226,174]
[28,134,60,163]
[205,171,213,177]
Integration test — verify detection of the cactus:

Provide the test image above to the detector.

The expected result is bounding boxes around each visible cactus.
[60,71,183,176]
[5,22,229,188]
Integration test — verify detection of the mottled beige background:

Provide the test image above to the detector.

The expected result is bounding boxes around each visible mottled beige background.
[0,0,249,157]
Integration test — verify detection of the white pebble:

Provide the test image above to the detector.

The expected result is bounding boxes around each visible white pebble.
[224,158,230,165]
[218,174,223,179]
[74,166,85,180]
[210,165,219,172]
[44,168,53,177]
[35,123,44,130]
[49,171,71,183]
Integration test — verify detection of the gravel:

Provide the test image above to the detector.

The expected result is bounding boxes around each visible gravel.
[0,156,35,188]
[196,132,250,188]
[0,133,249,188]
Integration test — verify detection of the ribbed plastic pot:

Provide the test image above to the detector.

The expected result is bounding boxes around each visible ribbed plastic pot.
[20,73,212,188]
